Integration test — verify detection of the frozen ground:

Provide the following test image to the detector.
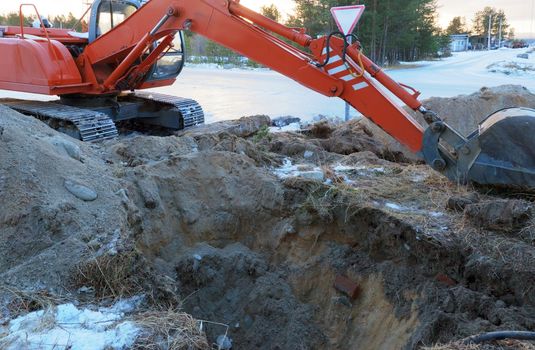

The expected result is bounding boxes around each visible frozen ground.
[1,48,534,123]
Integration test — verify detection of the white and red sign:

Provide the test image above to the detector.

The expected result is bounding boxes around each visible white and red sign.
[330,5,366,36]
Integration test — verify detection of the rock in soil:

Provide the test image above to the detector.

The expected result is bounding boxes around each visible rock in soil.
[64,179,98,201]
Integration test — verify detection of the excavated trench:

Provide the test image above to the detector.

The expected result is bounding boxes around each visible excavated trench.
[135,185,535,349]
[124,144,535,349]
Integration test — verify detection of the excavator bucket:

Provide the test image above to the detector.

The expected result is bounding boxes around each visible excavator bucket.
[423,107,535,189]
[466,108,535,188]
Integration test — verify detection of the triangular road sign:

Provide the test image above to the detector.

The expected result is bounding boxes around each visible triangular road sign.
[330,5,366,36]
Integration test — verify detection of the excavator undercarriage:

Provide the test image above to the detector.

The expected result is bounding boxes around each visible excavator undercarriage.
[4,92,204,142]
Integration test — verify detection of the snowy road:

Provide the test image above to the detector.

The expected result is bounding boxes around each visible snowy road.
[390,49,535,99]
[155,49,535,122]
[1,49,534,123]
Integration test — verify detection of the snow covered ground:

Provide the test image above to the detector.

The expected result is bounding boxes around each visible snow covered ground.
[0,297,143,350]
[486,49,535,76]
[151,48,535,122]
[1,48,534,123]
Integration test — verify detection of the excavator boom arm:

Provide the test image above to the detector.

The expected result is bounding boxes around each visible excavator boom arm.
[82,0,426,152]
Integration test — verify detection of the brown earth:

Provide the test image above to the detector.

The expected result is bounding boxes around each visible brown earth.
[1,86,535,349]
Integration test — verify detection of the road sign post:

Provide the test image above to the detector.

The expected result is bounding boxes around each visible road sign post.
[330,5,365,122]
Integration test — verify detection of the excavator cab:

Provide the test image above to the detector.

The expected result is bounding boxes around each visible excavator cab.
[87,0,185,83]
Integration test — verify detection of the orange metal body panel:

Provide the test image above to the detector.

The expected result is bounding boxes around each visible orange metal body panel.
[1,26,88,44]
[0,38,85,94]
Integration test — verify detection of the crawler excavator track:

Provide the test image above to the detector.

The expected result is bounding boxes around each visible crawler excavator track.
[2,92,204,142]
[3,100,118,142]
[131,92,205,129]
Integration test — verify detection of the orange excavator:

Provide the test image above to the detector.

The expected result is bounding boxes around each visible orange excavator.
[1,0,535,188]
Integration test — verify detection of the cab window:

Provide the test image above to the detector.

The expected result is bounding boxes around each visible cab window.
[96,1,137,37]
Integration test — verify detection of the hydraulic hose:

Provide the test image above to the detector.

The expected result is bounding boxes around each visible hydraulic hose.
[463,331,535,344]
[317,32,365,78]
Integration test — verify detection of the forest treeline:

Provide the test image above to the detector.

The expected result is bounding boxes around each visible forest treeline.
[0,2,513,66]
[186,0,448,65]
[186,2,513,65]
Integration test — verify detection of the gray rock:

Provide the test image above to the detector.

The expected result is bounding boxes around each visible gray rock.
[446,193,479,212]
[48,136,81,161]
[464,199,533,232]
[495,300,506,309]
[64,179,98,201]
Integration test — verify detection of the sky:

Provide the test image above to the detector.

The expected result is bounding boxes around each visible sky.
[1,0,533,38]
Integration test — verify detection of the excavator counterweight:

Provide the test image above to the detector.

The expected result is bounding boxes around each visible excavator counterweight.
[1,0,535,189]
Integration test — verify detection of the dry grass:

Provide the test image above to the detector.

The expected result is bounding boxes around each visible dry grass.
[133,309,209,350]
[299,162,474,223]
[519,216,535,244]
[0,286,68,318]
[70,251,144,301]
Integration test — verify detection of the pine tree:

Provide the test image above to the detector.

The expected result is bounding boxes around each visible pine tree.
[446,17,468,35]
[261,4,282,22]
[288,0,443,64]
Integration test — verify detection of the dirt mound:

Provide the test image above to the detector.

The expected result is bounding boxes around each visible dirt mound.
[425,85,535,136]
[362,85,535,160]
[1,89,535,349]
[0,106,129,291]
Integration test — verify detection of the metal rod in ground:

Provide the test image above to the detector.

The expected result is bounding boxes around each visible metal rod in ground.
[463,331,535,344]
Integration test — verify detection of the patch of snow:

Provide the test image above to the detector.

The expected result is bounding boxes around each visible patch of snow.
[273,159,324,181]
[102,295,144,314]
[488,60,535,76]
[411,174,428,183]
[382,202,446,218]
[333,165,355,172]
[269,122,302,133]
[216,334,233,350]
[102,229,121,256]
[0,297,143,350]
[303,150,315,159]
[385,202,409,212]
